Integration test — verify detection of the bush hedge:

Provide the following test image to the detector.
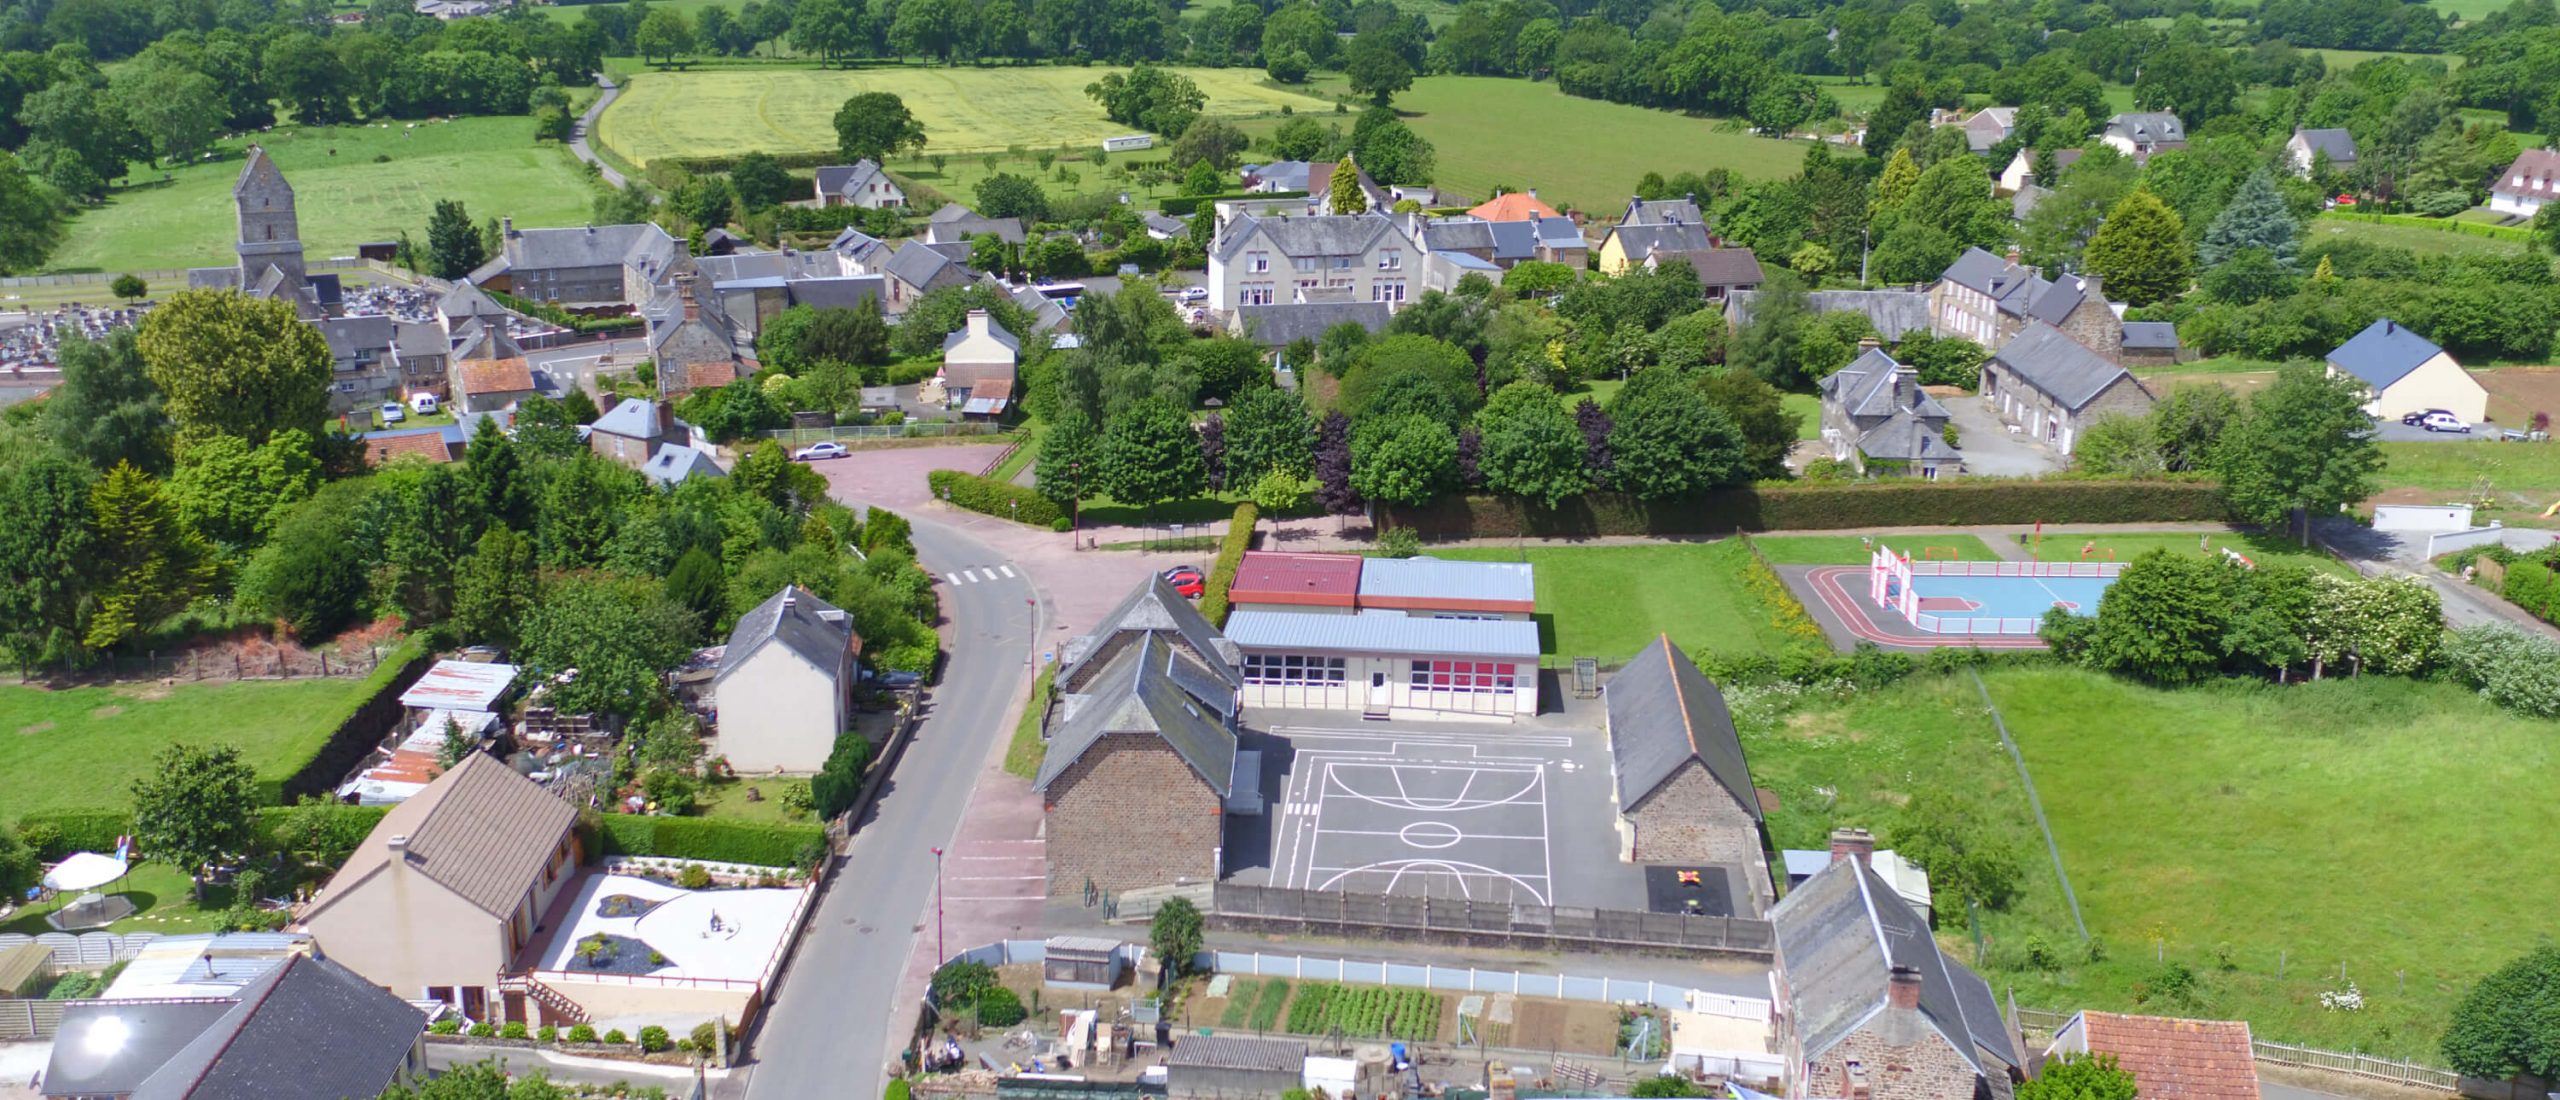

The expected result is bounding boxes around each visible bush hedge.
[1377,479,2226,538]
[926,469,1064,527]
[1198,502,1258,627]
[591,813,827,868]
[14,810,129,859]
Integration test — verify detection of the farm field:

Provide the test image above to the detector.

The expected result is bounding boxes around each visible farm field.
[2305,47,2460,70]
[2305,213,2529,258]
[1744,665,2558,1057]
[0,678,377,820]
[1426,541,1801,664]
[596,65,1330,164]
[2431,0,2516,20]
[1246,76,1810,212]
[44,117,595,274]
[2478,366,2560,428]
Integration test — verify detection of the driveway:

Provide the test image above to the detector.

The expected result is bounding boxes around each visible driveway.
[2373,418,2500,443]
[2312,515,2560,638]
[1945,393,2065,477]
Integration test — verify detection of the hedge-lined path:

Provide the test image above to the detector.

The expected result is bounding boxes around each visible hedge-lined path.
[571,73,626,189]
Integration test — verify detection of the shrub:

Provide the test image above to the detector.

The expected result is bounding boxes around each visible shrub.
[568,1024,599,1043]
[690,1020,722,1057]
[1632,1075,1706,1098]
[1198,502,1258,626]
[430,1018,462,1035]
[539,1026,558,1042]
[977,985,1029,1028]
[1374,525,1421,558]
[591,814,827,867]
[639,1025,672,1052]
[501,1021,529,1040]
[678,863,714,890]
[1737,538,1828,654]
[468,1022,496,1037]
[14,810,128,859]
[604,1029,629,1045]
[809,732,875,820]
[925,469,1063,526]
[931,961,1001,1007]
[887,1080,915,1100]
[16,822,63,860]
[2441,623,2560,718]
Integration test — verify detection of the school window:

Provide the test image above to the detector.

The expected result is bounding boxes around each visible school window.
[1249,251,1270,273]
[1243,654,1345,685]
[1408,660,1516,693]
[1293,257,1317,273]
[1377,252,1401,270]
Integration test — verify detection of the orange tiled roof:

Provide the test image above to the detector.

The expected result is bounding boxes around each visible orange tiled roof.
[368,432,456,465]
[2076,1012,2260,1100]
[1468,192,1562,222]
[457,357,533,395]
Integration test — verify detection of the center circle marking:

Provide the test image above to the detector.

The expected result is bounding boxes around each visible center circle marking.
[1398,821,1463,849]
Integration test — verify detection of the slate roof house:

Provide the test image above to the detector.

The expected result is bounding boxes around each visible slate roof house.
[2041,1012,2260,1100]
[1412,215,1585,270]
[714,585,862,773]
[2325,318,2488,423]
[922,202,1027,245]
[1819,343,1960,478]
[467,218,684,309]
[317,314,399,408]
[1596,217,1757,284]
[1603,636,1771,914]
[1981,322,2156,455]
[1208,212,1416,314]
[42,953,427,1100]
[1040,578,1245,896]
[644,273,752,396]
[589,397,689,469]
[1955,107,2017,154]
[1241,160,1313,193]
[1929,248,2129,358]
[2286,128,2358,178]
[814,160,905,208]
[881,241,972,312]
[1771,849,2025,1100]
[296,752,581,1025]
[641,443,725,486]
[1620,195,1705,226]
[1230,301,1393,351]
[2099,112,2186,162]
[2491,148,2560,217]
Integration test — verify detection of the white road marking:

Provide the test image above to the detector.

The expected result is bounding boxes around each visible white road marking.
[945,573,966,585]
[997,565,1017,578]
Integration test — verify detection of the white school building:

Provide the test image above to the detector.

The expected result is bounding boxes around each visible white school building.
[1223,552,1541,719]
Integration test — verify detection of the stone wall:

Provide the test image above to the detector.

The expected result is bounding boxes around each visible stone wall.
[1625,764,1761,867]
[1044,735,1221,897]
[1800,1020,1992,1100]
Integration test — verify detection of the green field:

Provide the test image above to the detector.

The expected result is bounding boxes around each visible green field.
[2305,48,2460,70]
[2431,0,2515,20]
[2016,530,2358,576]
[45,117,596,274]
[2305,214,2530,258]
[1,679,375,819]
[1746,665,2560,1057]
[1752,533,2003,564]
[1428,540,1799,663]
[2379,439,2560,495]
[597,64,1331,164]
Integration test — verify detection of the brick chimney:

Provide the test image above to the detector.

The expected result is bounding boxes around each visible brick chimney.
[676,274,700,322]
[1857,338,1881,353]
[1892,365,1916,409]
[1887,965,1923,1010]
[501,215,516,238]
[653,399,676,437]
[2004,244,2023,267]
[965,308,990,339]
[1830,827,1875,867]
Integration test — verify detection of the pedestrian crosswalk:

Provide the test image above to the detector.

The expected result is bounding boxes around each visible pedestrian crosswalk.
[941,565,1019,586]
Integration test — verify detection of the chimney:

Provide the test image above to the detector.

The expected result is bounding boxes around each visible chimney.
[387,834,410,855]
[1857,338,1881,352]
[2004,244,2023,267]
[501,215,516,238]
[1830,827,1875,867]
[966,308,990,337]
[677,274,699,321]
[1887,965,1923,1011]
[654,399,675,436]
[1892,366,1916,408]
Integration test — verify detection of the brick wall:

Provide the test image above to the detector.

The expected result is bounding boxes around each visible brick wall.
[1625,764,1761,866]
[1801,1018,1990,1100]
[1045,735,1223,897]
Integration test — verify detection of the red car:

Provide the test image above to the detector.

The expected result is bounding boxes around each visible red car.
[1162,565,1205,599]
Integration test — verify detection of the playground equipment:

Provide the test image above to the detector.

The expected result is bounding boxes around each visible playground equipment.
[1922,546,1965,561]
[2544,499,2559,519]
[2221,547,2257,569]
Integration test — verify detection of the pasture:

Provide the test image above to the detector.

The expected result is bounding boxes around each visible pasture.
[44,117,594,274]
[595,65,1332,164]
[2305,213,2529,258]
[0,678,377,820]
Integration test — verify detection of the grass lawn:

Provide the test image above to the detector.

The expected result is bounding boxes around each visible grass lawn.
[2014,530,2358,577]
[1,679,380,820]
[0,862,238,936]
[1244,76,1809,214]
[2430,0,2515,21]
[46,117,596,274]
[1003,667,1054,781]
[1751,533,2002,564]
[693,776,819,826]
[1781,391,1821,440]
[597,64,1329,164]
[2305,214,2530,258]
[1426,541,1797,664]
[2379,439,2560,496]
[2305,47,2460,70]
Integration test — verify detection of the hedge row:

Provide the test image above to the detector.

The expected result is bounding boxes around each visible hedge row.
[590,813,827,868]
[14,810,130,859]
[276,641,433,805]
[1158,190,1305,216]
[926,469,1064,527]
[1198,502,1258,627]
[486,289,643,334]
[2318,210,2534,242]
[1376,479,2227,538]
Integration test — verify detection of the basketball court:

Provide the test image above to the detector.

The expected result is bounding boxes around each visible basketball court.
[1264,728,1566,906]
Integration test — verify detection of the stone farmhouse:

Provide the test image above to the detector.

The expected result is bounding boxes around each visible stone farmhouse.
[468,218,684,309]
[1603,636,1773,914]
[1818,343,1960,478]
[1207,212,1419,314]
[1980,323,2156,456]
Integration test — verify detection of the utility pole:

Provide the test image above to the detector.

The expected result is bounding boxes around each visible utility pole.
[931,846,946,964]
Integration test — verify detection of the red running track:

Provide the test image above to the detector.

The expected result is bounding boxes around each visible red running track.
[1801,566,2052,650]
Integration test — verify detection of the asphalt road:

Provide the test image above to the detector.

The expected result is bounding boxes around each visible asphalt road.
[572,75,626,189]
[737,511,1037,1100]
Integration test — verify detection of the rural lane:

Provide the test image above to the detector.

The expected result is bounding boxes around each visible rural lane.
[733,505,1038,1100]
[572,75,626,189]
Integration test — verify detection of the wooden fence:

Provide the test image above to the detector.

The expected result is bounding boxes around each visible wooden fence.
[0,999,66,1040]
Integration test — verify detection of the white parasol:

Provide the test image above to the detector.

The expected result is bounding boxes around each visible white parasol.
[43,852,129,893]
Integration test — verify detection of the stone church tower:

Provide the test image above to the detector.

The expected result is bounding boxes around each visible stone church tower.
[234,145,305,293]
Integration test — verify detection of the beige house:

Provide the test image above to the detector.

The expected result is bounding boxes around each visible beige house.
[714,585,862,774]
[1603,635,1771,916]
[941,309,1021,413]
[2325,318,2489,424]
[296,751,580,1024]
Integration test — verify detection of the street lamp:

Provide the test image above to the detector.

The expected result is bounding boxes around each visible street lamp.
[931,846,945,964]
[1069,461,1082,541]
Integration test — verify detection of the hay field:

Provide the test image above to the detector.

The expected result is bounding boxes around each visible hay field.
[596,65,1332,164]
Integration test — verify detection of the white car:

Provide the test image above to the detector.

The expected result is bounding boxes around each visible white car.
[379,402,406,424]
[1178,286,1209,303]
[2419,411,2472,434]
[794,441,850,461]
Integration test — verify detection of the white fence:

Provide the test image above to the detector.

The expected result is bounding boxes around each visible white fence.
[1907,560,2128,578]
[0,930,159,970]
[1907,612,2047,635]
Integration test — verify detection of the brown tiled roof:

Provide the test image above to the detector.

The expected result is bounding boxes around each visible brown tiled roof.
[2076,1012,2260,1100]
[974,376,1013,399]
[1468,192,1562,222]
[368,432,456,465]
[458,357,534,395]
[685,360,739,394]
[305,752,576,921]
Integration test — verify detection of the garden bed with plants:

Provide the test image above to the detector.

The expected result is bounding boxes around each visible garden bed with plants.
[426,1019,725,1067]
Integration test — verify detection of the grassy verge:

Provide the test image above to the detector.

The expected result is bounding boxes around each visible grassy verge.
[1,677,393,820]
[1002,666,1054,781]
[1427,540,1803,664]
[0,862,235,936]
[989,419,1044,485]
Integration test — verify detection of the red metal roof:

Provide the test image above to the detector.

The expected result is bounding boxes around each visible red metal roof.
[1229,551,1361,608]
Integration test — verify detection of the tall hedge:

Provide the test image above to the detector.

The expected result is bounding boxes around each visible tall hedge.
[1377,479,2227,537]
[926,469,1064,526]
[14,810,131,859]
[592,814,827,868]
[1198,503,1258,626]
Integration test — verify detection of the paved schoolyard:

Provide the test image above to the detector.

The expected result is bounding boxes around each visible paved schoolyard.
[1229,706,1647,911]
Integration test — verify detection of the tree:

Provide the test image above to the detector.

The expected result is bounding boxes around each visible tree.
[1473,381,1590,507]
[1345,34,1414,105]
[516,573,697,718]
[167,429,321,550]
[671,176,736,233]
[235,481,373,639]
[46,331,168,475]
[1699,369,1802,480]
[974,173,1049,221]
[2198,170,2302,271]
[132,743,258,897]
[1863,81,1929,158]
[1224,385,1314,487]
[452,525,538,650]
[116,63,223,166]
[1168,117,1249,172]
[0,153,61,274]
[1098,400,1207,511]
[1035,412,1101,508]
[136,290,332,449]
[835,92,928,165]
[1351,415,1458,507]
[1150,896,1205,978]
[2081,188,2192,306]
[1505,261,1574,297]
[2218,362,2384,534]
[85,463,211,650]
[2133,40,2239,127]
[635,6,697,65]
[2444,945,2560,1079]
[1327,155,1368,215]
[1606,368,1744,498]
[1314,411,1360,514]
[109,274,145,300]
[2019,1055,2139,1100]
[1889,789,2023,915]
[2085,551,2240,684]
[0,456,98,666]
[729,152,797,210]
[425,200,486,281]
[1086,65,1205,137]
[1350,108,1434,186]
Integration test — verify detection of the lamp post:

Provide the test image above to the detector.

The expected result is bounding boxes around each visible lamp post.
[1069,461,1083,540]
[931,846,945,964]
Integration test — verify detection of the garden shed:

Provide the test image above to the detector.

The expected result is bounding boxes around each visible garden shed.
[1042,936,1126,990]
[1167,1035,1308,1098]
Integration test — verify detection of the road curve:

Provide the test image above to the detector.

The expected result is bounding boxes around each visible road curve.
[737,509,1037,1100]
[571,74,626,189]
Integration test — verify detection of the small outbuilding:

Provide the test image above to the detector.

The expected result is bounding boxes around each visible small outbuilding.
[1041,936,1127,990]
[1603,636,1770,913]
[1167,1035,1309,1099]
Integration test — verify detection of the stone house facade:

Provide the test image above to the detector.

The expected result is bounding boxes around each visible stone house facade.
[1603,635,1772,915]
[1207,213,1419,315]
[1980,322,2156,456]
[1042,732,1228,895]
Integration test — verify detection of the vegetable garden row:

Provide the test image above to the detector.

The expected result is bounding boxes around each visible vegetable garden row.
[1214,978,1444,1042]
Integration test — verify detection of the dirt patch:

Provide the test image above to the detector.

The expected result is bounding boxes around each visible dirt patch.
[16,722,53,736]
[87,705,123,720]
[2478,367,2560,428]
[1784,711,1858,742]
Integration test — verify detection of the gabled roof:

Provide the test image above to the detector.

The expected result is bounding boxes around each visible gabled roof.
[816,159,890,199]
[788,275,885,312]
[1822,346,1949,424]
[924,214,1028,245]
[883,240,962,289]
[1533,216,1586,249]
[718,585,858,684]
[2064,1012,2260,1100]
[1990,323,2147,411]
[1604,635,1757,815]
[2121,321,2181,350]
[362,428,460,465]
[305,751,577,922]
[1623,196,1704,226]
[1686,248,1765,287]
[316,315,395,358]
[482,222,681,278]
[143,953,425,1100]
[1243,161,1313,191]
[1468,191,1562,222]
[1214,212,1398,262]
[1169,1034,1308,1072]
[1771,857,2021,1081]
[641,442,725,485]
[1230,551,1363,608]
[2326,318,2445,391]
[1938,247,2051,316]
[1058,576,1242,686]
[2292,128,2357,165]
[233,144,291,200]
[2495,148,2560,200]
[457,357,533,396]
[1421,220,1498,254]
[2023,273,2098,327]
[1235,301,1392,348]
[1036,632,1238,797]
[2012,183,2053,222]
[1607,222,1716,260]
[2106,112,2186,147]
[592,396,674,439]
[943,314,1022,353]
[1856,413,1961,464]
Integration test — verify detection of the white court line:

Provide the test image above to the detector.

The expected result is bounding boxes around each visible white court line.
[1315,829,1550,842]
